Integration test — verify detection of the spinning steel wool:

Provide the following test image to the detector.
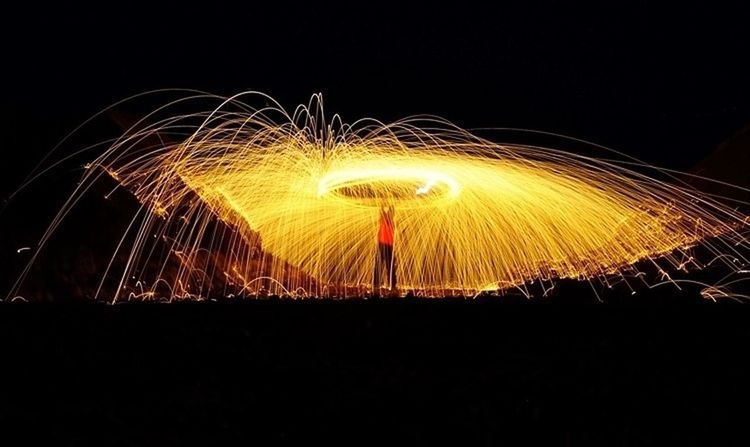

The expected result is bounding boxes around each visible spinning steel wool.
[9,92,749,301]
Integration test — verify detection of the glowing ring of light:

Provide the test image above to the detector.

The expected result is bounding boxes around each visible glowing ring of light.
[317,167,460,209]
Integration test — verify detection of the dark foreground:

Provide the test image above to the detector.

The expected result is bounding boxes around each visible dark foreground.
[2,298,749,446]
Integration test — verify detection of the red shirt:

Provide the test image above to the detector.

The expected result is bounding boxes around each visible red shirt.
[378,215,394,245]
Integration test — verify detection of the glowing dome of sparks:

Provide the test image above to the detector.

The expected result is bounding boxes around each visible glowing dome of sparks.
[172,135,723,291]
[21,92,746,301]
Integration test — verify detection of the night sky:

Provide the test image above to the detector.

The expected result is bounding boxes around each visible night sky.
[2,3,749,176]
[1,3,750,444]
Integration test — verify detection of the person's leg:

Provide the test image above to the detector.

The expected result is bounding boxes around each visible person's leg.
[385,244,396,291]
[373,243,383,294]
[390,248,397,291]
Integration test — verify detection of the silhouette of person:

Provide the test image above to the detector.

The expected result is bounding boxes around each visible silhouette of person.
[373,205,396,295]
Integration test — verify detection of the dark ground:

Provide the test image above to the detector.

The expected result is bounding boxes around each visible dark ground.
[2,299,750,445]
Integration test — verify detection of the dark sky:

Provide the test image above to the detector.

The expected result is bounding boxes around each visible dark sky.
[1,2,748,190]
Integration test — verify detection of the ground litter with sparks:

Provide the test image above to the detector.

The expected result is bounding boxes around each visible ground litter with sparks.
[11,93,749,301]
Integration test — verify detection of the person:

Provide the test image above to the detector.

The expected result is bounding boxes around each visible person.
[373,205,397,295]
